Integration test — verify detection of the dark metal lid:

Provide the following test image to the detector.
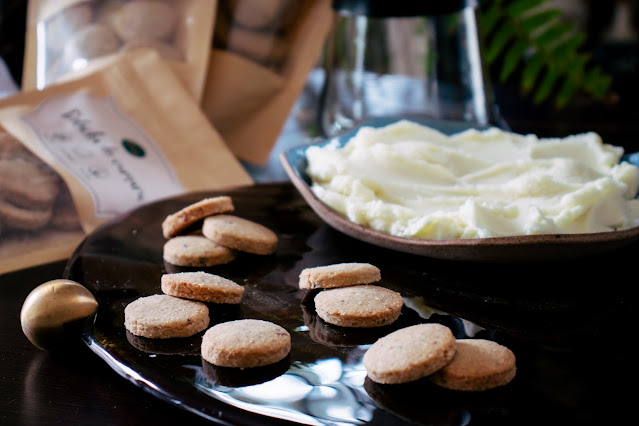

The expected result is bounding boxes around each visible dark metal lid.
[332,0,475,17]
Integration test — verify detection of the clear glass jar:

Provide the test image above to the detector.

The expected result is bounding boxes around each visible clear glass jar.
[318,0,497,137]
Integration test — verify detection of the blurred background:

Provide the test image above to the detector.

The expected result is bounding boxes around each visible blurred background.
[2,0,639,150]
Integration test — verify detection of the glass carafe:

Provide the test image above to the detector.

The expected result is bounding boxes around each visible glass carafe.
[319,0,497,138]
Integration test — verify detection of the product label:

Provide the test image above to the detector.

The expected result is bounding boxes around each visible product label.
[21,93,184,217]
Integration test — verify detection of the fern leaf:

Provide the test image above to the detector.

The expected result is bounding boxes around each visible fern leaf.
[555,77,579,108]
[485,21,516,64]
[480,3,503,37]
[521,9,562,33]
[500,39,529,81]
[533,68,560,104]
[549,33,586,61]
[521,52,545,93]
[535,21,574,47]
[507,0,546,17]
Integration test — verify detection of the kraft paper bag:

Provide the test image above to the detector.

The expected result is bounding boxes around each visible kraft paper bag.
[202,0,333,165]
[0,50,252,274]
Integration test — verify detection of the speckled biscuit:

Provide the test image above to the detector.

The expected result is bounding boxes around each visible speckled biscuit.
[428,339,516,391]
[111,0,176,42]
[202,214,278,255]
[124,294,209,339]
[162,196,234,238]
[201,319,291,368]
[163,235,237,267]
[314,285,403,328]
[161,271,244,304]
[363,323,457,384]
[299,263,381,289]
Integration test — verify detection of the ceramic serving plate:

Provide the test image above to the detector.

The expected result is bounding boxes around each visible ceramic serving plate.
[65,184,629,425]
[280,117,639,262]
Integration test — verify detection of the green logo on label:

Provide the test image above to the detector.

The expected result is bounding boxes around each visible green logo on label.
[122,139,145,157]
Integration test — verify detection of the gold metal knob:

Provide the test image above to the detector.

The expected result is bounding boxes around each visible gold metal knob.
[20,279,98,351]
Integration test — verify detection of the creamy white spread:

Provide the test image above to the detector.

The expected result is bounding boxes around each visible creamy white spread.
[305,120,639,239]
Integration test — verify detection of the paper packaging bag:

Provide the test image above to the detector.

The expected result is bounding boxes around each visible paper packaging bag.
[0,50,252,274]
[22,0,216,102]
[202,0,333,165]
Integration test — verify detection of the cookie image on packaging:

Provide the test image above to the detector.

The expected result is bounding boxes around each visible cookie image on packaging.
[363,323,457,384]
[428,339,516,391]
[314,285,403,328]
[124,294,209,339]
[111,0,176,42]
[299,262,381,289]
[201,319,291,368]
[161,271,244,304]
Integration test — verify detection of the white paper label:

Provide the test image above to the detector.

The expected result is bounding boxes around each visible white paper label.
[21,93,184,217]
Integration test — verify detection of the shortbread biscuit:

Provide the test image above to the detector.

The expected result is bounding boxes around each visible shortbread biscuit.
[363,323,457,384]
[63,23,120,64]
[314,285,403,328]
[225,0,289,30]
[121,38,184,61]
[429,339,516,391]
[201,319,291,368]
[124,294,209,339]
[163,235,237,267]
[0,199,53,230]
[111,1,176,42]
[299,263,381,289]
[0,159,60,209]
[161,271,244,304]
[202,214,278,255]
[162,196,234,238]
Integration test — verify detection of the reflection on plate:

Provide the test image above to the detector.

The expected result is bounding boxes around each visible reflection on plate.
[66,184,564,425]
[280,117,639,262]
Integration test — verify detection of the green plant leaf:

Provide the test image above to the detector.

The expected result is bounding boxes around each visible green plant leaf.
[521,9,562,33]
[485,20,516,64]
[549,33,586,61]
[479,3,503,36]
[533,68,560,104]
[555,78,580,108]
[507,0,546,17]
[535,21,574,48]
[500,39,530,81]
[521,52,545,93]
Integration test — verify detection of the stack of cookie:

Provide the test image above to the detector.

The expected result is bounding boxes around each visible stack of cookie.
[214,0,305,71]
[162,195,278,267]
[0,131,80,233]
[125,270,291,369]
[125,196,290,370]
[298,262,517,391]
[41,0,184,85]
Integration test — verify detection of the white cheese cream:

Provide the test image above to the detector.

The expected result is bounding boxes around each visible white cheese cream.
[305,120,639,239]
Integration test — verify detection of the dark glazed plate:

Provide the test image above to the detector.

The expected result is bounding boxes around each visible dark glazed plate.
[64,183,636,425]
[280,117,639,262]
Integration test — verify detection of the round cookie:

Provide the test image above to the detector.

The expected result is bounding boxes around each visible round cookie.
[162,196,234,238]
[363,323,457,384]
[314,285,403,328]
[428,339,517,391]
[0,199,53,230]
[163,235,237,267]
[161,271,244,304]
[62,23,120,66]
[121,38,184,61]
[299,262,381,289]
[111,1,176,42]
[202,214,278,255]
[124,294,209,339]
[225,0,289,30]
[0,159,60,209]
[201,319,291,368]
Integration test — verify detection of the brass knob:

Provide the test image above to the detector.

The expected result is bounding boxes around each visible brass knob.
[20,279,98,351]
